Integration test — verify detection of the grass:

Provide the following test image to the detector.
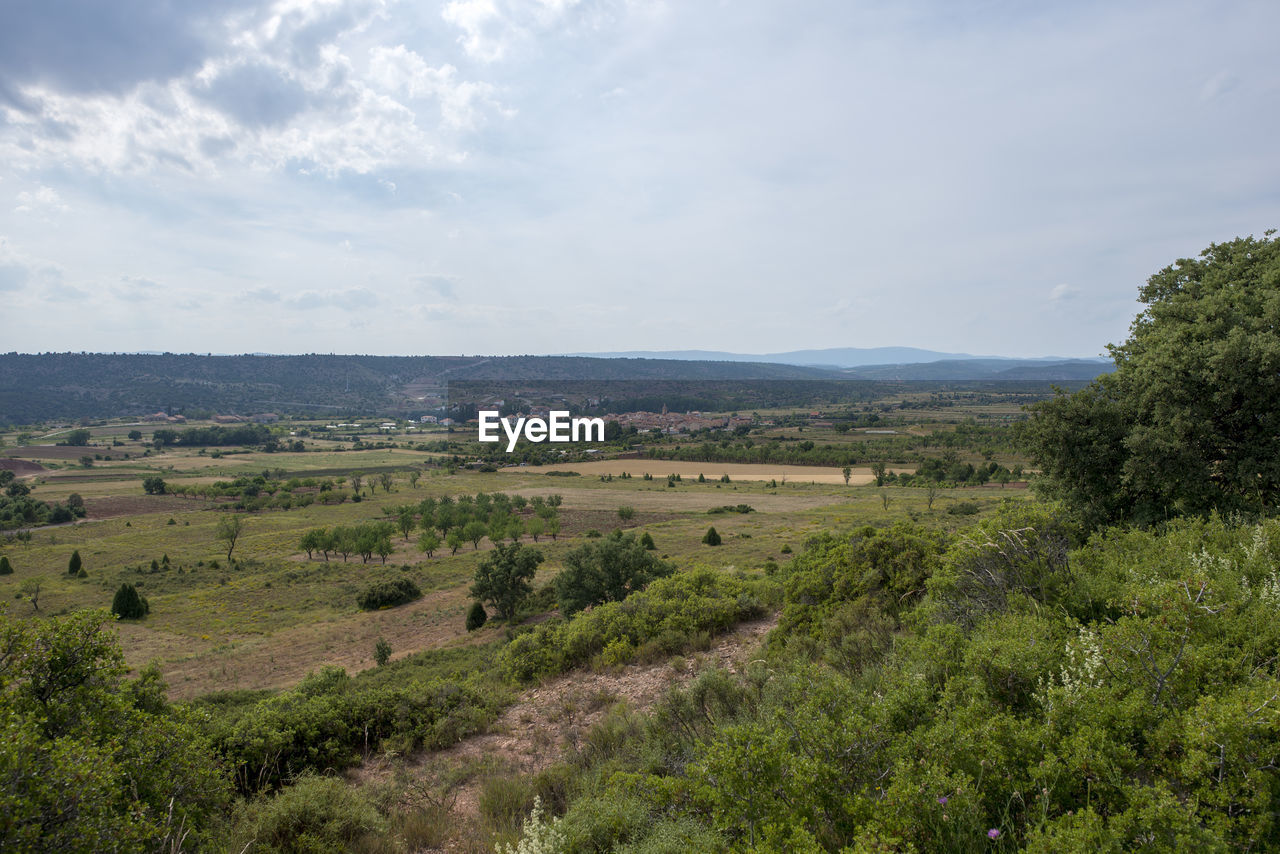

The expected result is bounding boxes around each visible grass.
[1,418,1032,702]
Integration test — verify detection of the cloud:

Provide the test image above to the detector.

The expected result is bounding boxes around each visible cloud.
[416,273,459,299]
[195,62,313,128]
[0,1,502,178]
[1049,283,1079,303]
[0,237,61,291]
[14,186,68,215]
[1199,70,1238,102]
[367,45,505,130]
[285,287,379,310]
[113,275,163,301]
[243,286,282,302]
[441,0,508,62]
[0,1,223,95]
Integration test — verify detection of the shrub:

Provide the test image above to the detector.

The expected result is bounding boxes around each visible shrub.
[0,556,11,575]
[617,505,636,521]
[702,527,721,546]
[356,578,422,611]
[230,773,386,854]
[553,531,674,616]
[374,638,391,667]
[947,501,980,516]
[111,583,150,619]
[68,550,82,576]
[639,532,656,550]
[466,601,488,631]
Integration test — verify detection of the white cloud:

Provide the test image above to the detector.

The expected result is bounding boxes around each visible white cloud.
[441,0,508,62]
[14,186,68,215]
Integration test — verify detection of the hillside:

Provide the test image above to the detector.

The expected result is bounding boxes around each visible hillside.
[0,353,842,425]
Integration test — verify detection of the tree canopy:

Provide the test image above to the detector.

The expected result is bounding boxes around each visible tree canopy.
[1022,231,1280,527]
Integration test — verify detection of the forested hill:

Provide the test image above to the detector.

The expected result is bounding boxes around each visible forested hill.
[0,352,841,425]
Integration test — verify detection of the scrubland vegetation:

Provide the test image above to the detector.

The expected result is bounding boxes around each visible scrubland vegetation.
[0,232,1276,851]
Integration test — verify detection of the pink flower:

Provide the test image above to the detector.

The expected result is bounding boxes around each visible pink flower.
[988,828,1001,839]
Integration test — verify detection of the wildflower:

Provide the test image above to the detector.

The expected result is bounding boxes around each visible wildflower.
[988,828,1001,839]
[937,796,948,805]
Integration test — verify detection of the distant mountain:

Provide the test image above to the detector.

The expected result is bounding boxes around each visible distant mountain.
[567,347,1100,369]
[842,359,1111,382]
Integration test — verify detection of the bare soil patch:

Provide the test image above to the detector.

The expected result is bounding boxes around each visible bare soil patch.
[83,495,205,520]
[0,458,46,476]
[354,614,778,850]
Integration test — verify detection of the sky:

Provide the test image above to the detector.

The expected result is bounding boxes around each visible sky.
[0,0,1276,359]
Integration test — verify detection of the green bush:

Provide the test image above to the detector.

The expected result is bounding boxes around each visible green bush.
[230,773,386,854]
[0,556,11,575]
[111,583,150,619]
[356,578,421,611]
[499,569,769,683]
[68,550,82,575]
[701,527,721,546]
[466,601,488,632]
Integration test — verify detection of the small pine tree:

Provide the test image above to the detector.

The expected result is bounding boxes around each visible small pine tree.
[639,532,656,550]
[111,583,150,620]
[702,526,722,546]
[466,600,488,631]
[68,550,82,576]
[0,556,11,575]
[374,638,392,667]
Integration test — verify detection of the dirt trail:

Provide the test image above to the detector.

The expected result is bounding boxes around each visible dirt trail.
[353,614,777,850]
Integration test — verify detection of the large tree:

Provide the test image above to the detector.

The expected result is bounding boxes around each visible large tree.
[1022,231,1280,527]
[553,530,673,616]
[471,543,543,620]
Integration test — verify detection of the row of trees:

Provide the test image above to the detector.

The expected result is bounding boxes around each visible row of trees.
[298,522,396,563]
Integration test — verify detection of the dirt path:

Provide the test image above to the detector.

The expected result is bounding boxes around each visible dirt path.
[353,614,777,850]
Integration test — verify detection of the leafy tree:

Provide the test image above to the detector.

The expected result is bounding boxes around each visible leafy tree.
[471,543,543,620]
[464,520,488,550]
[0,610,229,849]
[63,428,91,446]
[1022,231,1280,528]
[111,583,149,619]
[374,638,391,667]
[466,601,488,631]
[870,461,887,487]
[842,465,852,486]
[418,529,440,557]
[446,530,464,554]
[349,471,364,494]
[67,550,81,576]
[395,505,416,540]
[407,469,421,489]
[127,429,143,440]
[702,526,722,546]
[527,516,545,542]
[378,472,394,493]
[142,476,166,495]
[19,579,41,612]
[553,531,674,616]
[216,514,244,561]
